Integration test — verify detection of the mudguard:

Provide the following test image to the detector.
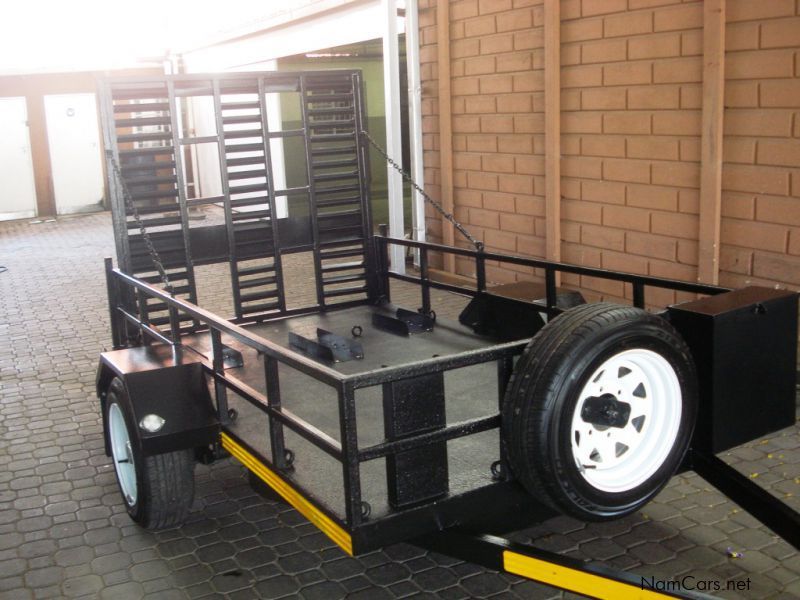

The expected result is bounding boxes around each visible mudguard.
[96,345,220,456]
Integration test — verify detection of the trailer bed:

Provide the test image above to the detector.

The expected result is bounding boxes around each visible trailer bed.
[181,303,522,522]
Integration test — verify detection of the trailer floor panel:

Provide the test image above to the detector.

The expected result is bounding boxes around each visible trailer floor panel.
[181,304,521,524]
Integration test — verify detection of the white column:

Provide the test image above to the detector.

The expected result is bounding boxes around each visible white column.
[261,60,288,218]
[382,0,406,274]
[264,95,288,218]
[406,0,426,267]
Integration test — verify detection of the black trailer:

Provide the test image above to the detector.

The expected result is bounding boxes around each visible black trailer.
[95,70,799,597]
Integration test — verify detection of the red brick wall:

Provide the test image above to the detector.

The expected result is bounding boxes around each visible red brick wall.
[718,0,800,291]
[558,0,706,306]
[419,0,800,304]
[420,0,547,283]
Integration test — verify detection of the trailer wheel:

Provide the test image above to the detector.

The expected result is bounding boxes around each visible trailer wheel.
[502,303,697,520]
[106,378,195,529]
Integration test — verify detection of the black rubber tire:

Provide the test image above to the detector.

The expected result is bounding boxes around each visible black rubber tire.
[106,378,195,529]
[502,303,697,520]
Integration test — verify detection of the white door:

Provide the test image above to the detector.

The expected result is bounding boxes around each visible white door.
[44,93,105,214]
[0,97,38,220]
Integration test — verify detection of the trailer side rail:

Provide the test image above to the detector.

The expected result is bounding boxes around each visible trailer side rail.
[373,235,729,318]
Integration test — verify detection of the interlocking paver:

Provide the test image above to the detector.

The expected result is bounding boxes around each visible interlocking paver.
[1,211,798,598]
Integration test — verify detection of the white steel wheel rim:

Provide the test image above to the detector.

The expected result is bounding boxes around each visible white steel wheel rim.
[109,403,138,506]
[569,348,682,494]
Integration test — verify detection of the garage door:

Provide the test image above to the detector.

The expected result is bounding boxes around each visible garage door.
[44,93,105,215]
[0,96,38,221]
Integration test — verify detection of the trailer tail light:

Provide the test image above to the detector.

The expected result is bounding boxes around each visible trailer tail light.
[139,414,166,433]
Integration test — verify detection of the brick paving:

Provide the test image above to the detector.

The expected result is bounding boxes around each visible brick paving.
[1,211,799,599]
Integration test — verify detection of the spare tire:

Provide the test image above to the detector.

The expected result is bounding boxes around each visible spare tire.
[502,302,697,520]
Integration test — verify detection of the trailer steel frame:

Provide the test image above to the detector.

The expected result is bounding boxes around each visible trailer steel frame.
[97,70,800,599]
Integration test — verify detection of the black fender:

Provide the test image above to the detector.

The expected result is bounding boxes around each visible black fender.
[96,345,220,457]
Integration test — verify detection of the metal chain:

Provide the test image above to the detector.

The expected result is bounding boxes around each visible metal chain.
[362,131,484,252]
[105,150,174,293]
